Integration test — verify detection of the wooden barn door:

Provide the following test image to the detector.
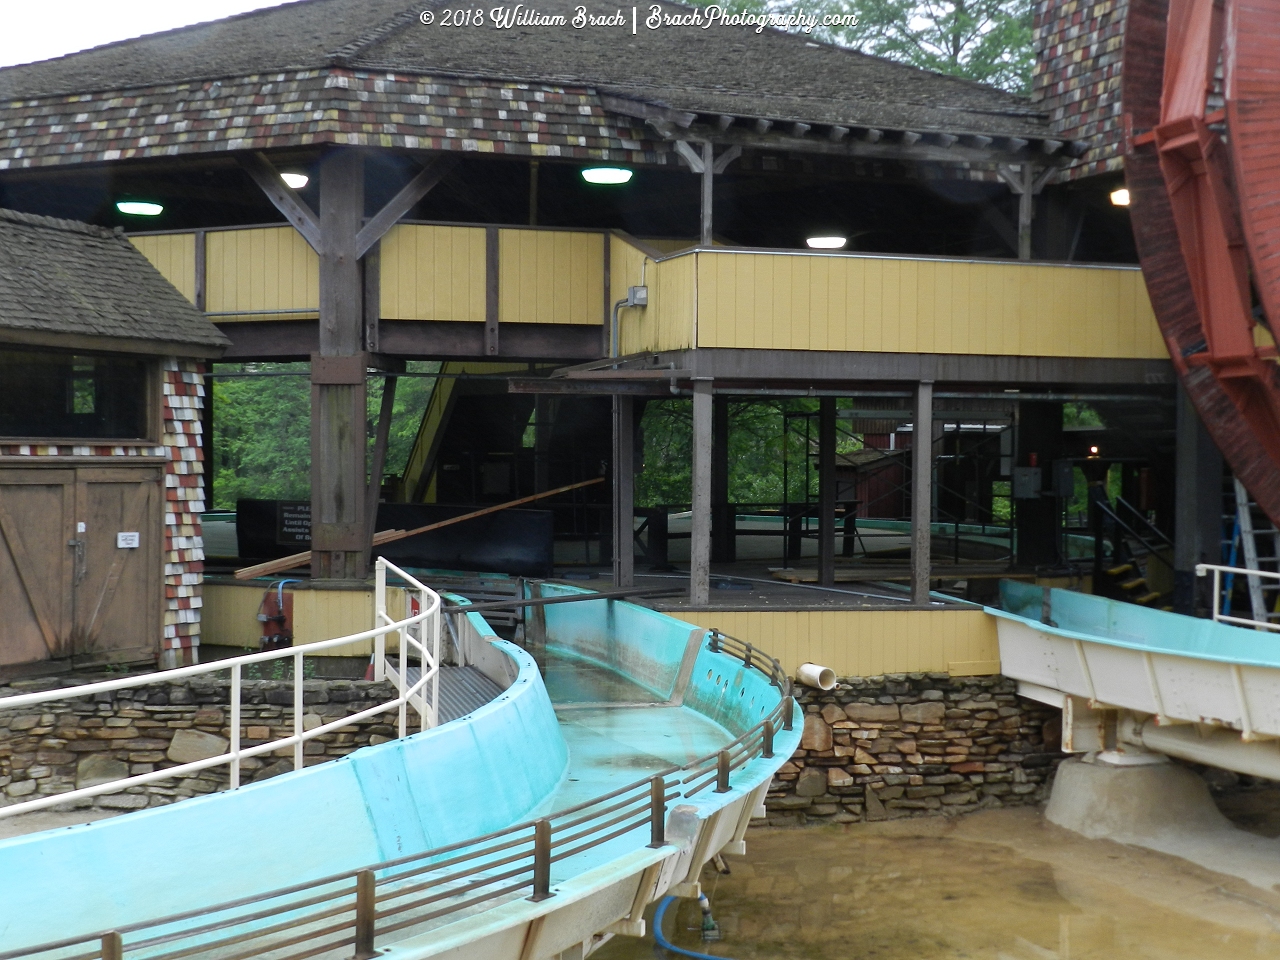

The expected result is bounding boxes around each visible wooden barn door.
[72,467,162,665]
[0,466,161,670]
[0,469,75,666]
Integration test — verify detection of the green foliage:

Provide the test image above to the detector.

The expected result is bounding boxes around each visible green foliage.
[210,362,440,511]
[1063,402,1104,428]
[694,0,1034,93]
[635,398,860,507]
[211,364,311,509]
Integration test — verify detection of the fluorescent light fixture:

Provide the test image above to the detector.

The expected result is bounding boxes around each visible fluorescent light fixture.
[581,167,633,184]
[806,235,847,249]
[115,200,163,216]
[281,172,309,189]
[1110,187,1130,206]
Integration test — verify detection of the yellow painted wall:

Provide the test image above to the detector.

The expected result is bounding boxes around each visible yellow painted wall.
[614,238,696,355]
[203,581,408,656]
[206,226,318,318]
[694,252,1165,358]
[130,234,196,304]
[667,607,1001,678]
[380,224,487,322]
[499,229,604,325]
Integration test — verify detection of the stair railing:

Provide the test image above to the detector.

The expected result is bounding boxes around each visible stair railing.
[1196,563,1280,632]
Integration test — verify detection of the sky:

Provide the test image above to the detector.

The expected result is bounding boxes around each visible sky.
[0,1,294,69]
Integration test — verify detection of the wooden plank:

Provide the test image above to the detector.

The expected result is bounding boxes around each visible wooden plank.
[234,477,604,580]
[485,227,500,355]
[0,498,61,656]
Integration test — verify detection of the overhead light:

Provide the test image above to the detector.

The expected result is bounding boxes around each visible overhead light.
[281,172,309,189]
[1088,445,1101,457]
[806,235,847,249]
[115,200,164,216]
[1110,187,1130,206]
[581,167,633,184]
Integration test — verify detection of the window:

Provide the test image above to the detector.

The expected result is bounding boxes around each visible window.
[0,348,150,440]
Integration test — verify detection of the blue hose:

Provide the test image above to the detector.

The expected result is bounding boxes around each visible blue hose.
[652,896,740,960]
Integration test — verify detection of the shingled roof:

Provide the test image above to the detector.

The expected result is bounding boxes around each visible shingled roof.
[0,210,229,357]
[0,0,1051,141]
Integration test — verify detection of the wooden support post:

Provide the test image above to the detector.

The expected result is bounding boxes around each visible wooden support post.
[711,395,734,563]
[529,160,539,226]
[530,819,553,901]
[911,382,934,604]
[648,775,666,848]
[691,380,713,604]
[193,229,207,312]
[312,148,368,580]
[701,141,714,246]
[363,239,381,353]
[818,396,837,586]
[534,395,553,493]
[366,373,397,552]
[354,869,377,960]
[1018,163,1034,261]
[613,395,635,588]
[485,226,500,356]
[101,931,123,960]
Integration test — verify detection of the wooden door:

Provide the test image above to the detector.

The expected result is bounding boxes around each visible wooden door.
[72,467,162,664]
[0,469,75,666]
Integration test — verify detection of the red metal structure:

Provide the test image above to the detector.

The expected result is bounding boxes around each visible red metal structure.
[1123,0,1280,526]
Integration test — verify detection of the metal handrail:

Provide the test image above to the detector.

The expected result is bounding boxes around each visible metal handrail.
[0,558,441,820]
[5,625,794,960]
[1094,499,1175,570]
[1196,563,1280,632]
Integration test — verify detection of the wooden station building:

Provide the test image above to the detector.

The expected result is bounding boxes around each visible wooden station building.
[0,210,228,675]
[0,0,1230,674]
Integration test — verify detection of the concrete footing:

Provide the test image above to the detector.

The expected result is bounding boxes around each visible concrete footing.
[1047,756,1280,890]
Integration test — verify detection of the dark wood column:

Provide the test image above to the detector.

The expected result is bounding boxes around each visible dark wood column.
[911,382,934,603]
[818,396,837,586]
[612,395,635,588]
[711,395,735,563]
[311,149,368,580]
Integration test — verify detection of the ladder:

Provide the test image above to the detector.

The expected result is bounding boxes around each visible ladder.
[1223,476,1280,626]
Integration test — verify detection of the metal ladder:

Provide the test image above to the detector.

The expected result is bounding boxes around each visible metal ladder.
[1222,476,1280,626]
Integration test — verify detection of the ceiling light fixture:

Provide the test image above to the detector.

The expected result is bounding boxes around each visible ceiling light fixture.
[281,172,309,189]
[115,200,164,216]
[806,235,847,249]
[1109,187,1130,206]
[581,167,633,184]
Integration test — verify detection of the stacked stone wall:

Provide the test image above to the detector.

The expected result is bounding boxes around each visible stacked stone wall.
[0,677,417,812]
[765,673,1063,825]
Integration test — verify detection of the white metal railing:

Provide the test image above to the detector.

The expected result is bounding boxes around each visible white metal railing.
[0,558,441,820]
[1196,562,1280,632]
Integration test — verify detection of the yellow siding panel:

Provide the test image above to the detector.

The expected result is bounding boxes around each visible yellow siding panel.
[205,227,318,317]
[380,224,486,322]
[667,608,1000,678]
[692,252,1165,359]
[130,234,197,304]
[499,229,603,325]
[204,582,407,656]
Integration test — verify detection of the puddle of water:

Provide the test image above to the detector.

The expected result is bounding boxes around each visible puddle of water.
[594,808,1280,960]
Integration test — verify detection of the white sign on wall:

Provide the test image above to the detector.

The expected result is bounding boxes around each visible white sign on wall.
[116,532,140,549]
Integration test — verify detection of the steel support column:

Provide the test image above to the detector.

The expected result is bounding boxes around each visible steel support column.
[1173,384,1223,614]
[818,396,837,586]
[612,395,635,588]
[691,381,713,604]
[911,382,934,604]
[312,149,367,580]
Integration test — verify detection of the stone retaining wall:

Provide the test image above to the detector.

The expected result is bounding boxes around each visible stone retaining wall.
[765,673,1063,825]
[0,677,418,812]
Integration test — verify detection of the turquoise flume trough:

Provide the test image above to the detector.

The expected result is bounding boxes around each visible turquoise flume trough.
[0,585,800,956]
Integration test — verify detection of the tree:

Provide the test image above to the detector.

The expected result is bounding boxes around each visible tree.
[699,0,1034,93]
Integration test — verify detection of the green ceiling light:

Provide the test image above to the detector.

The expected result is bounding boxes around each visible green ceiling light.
[116,200,164,216]
[581,167,633,184]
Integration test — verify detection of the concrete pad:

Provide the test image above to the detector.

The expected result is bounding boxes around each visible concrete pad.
[1048,756,1280,891]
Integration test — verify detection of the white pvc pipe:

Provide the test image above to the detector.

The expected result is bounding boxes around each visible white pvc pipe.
[796,663,836,691]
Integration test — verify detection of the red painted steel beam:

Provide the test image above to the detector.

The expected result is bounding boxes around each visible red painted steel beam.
[1123,0,1280,527]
